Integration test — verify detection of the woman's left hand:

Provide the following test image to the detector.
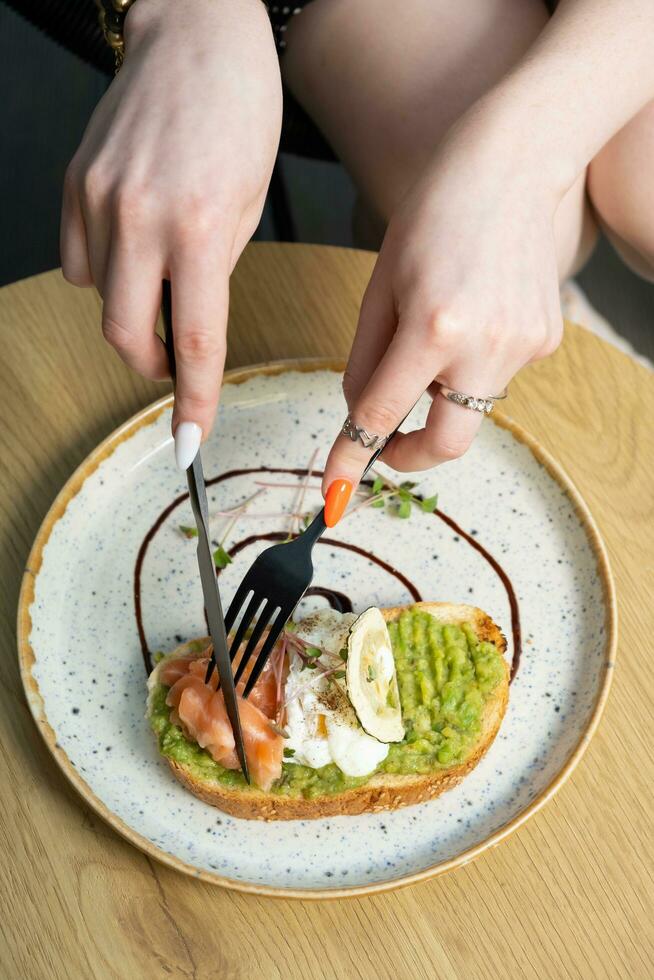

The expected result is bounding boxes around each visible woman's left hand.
[321,106,565,519]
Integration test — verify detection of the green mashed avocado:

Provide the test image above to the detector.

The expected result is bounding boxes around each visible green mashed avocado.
[149,609,506,799]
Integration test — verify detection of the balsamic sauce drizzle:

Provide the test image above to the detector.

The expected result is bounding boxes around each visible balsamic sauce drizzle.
[134,467,521,680]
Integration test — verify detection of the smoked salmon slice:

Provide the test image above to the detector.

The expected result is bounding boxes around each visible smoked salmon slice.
[159,651,203,686]
[166,676,237,768]
[161,639,287,791]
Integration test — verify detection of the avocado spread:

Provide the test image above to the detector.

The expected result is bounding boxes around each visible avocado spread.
[149,609,505,798]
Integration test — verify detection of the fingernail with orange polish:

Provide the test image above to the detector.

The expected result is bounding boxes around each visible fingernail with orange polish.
[324,479,353,527]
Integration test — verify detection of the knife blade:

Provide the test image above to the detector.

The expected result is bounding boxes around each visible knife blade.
[161,280,250,783]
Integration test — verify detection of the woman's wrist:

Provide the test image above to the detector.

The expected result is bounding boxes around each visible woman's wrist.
[125,0,269,31]
[123,0,273,57]
[427,92,567,223]
[466,0,654,206]
[475,80,588,204]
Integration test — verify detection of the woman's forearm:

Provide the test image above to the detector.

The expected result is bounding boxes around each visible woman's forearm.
[478,0,654,199]
[62,0,281,456]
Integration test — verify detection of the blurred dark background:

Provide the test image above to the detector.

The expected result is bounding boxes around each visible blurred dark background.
[1,2,652,362]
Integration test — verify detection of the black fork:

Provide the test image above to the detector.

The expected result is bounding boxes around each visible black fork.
[206,423,405,697]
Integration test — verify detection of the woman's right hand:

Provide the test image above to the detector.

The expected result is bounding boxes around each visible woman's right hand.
[61,0,282,466]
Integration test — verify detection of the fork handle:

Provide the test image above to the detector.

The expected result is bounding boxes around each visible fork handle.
[360,424,401,480]
[303,418,405,544]
[161,279,176,383]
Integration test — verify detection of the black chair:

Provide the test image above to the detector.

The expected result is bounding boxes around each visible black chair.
[2,0,335,241]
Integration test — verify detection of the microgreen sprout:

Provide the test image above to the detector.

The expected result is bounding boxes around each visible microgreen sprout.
[349,471,438,520]
[212,545,232,570]
[178,525,198,539]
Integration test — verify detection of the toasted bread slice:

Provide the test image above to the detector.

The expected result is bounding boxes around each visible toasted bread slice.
[147,602,509,820]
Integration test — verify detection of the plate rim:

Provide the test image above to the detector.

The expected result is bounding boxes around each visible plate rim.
[16,357,617,900]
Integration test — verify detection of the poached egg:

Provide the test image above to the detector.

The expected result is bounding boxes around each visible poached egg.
[283,609,391,778]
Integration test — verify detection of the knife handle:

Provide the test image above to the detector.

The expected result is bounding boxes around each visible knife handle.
[361,426,399,480]
[161,279,177,384]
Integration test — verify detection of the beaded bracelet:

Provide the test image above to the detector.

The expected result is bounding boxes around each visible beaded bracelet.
[95,0,135,72]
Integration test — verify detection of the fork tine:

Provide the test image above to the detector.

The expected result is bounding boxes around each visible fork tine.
[228,592,264,664]
[242,608,290,699]
[205,578,253,684]
[224,578,253,634]
[233,600,276,686]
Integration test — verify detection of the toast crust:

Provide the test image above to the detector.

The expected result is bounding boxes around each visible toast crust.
[148,603,509,820]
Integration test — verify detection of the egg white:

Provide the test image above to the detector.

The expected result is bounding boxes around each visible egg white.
[283,609,390,777]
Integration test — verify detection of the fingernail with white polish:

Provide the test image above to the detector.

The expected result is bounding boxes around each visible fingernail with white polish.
[174,421,202,471]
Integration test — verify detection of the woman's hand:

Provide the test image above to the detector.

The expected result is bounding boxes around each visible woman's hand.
[61,0,281,466]
[321,105,564,523]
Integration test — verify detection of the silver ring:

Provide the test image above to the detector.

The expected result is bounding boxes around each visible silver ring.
[341,414,389,452]
[438,384,508,415]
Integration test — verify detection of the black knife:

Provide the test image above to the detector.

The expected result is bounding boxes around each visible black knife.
[161,280,249,783]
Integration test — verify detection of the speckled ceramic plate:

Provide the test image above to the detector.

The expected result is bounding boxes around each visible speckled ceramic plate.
[18,360,616,899]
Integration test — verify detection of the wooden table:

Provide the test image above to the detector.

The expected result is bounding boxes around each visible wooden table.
[1,244,652,979]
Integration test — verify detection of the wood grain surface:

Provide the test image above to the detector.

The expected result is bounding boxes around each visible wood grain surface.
[0,243,652,979]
